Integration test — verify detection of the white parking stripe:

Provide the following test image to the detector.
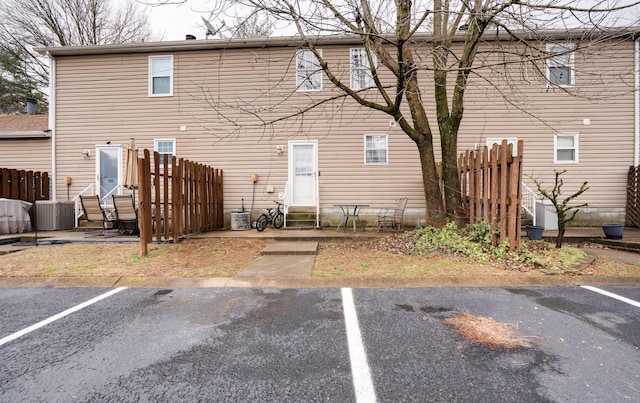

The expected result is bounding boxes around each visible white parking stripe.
[341,288,377,403]
[581,285,640,308]
[0,287,127,347]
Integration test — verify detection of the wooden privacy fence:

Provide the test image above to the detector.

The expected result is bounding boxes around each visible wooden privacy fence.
[0,168,49,202]
[459,140,524,250]
[627,165,640,228]
[137,149,224,255]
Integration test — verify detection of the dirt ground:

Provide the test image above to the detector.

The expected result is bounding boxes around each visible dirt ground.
[0,236,638,279]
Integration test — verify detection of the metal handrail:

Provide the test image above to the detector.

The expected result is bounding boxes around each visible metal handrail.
[72,184,96,226]
[521,183,537,225]
[72,184,122,226]
[282,181,290,228]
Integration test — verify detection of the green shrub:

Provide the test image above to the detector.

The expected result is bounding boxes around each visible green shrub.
[413,221,534,265]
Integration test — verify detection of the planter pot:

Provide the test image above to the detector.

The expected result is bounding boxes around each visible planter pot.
[602,224,624,240]
[525,225,545,240]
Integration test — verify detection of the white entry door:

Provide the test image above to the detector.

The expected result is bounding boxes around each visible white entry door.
[289,141,317,206]
[95,145,122,203]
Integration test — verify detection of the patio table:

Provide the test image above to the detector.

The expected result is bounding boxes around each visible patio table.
[334,204,369,232]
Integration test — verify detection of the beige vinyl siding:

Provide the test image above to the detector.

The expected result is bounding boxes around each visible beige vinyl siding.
[52,37,636,218]
[0,139,51,173]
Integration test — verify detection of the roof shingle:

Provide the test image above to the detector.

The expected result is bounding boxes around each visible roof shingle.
[0,115,49,132]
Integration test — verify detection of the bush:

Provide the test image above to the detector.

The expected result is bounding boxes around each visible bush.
[413,221,535,266]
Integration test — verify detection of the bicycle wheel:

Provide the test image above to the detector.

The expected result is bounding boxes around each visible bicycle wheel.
[273,211,284,229]
[256,214,269,232]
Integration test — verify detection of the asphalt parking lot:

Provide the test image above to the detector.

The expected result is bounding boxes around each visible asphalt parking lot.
[1,286,639,402]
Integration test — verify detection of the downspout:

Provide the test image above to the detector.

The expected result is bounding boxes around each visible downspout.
[635,37,639,167]
[48,51,57,201]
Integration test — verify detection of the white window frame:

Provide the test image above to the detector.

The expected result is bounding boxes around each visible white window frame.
[154,138,176,166]
[364,134,388,165]
[350,48,377,90]
[296,49,322,92]
[486,137,518,157]
[149,55,173,97]
[546,43,575,88]
[554,133,579,164]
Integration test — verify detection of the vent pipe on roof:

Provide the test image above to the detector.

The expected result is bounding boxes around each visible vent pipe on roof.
[26,97,37,114]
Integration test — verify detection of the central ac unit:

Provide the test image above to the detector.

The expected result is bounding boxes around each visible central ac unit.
[35,201,75,231]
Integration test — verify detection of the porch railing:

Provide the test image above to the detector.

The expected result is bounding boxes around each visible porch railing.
[521,183,538,225]
[72,184,122,226]
[282,181,290,228]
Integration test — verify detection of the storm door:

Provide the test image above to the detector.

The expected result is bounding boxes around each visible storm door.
[288,141,318,206]
[95,145,122,204]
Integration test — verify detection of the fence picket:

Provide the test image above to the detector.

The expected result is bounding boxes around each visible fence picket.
[458,140,523,251]
[0,168,50,202]
[137,150,224,255]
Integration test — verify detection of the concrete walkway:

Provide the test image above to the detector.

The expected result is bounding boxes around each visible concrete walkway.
[0,226,639,288]
[235,241,318,278]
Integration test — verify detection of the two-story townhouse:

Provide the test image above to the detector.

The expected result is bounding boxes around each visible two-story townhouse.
[0,113,51,173]
[35,29,639,227]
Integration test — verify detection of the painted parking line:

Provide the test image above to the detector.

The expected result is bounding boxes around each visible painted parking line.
[0,287,128,347]
[581,286,640,308]
[341,287,377,403]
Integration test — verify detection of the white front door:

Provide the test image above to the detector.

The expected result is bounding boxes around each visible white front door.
[95,145,122,203]
[289,141,317,206]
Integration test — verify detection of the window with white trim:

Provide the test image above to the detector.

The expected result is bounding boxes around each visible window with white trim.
[296,50,322,92]
[547,44,575,87]
[149,56,173,96]
[554,134,578,163]
[350,48,377,90]
[364,134,388,164]
[154,139,175,165]
[486,137,518,157]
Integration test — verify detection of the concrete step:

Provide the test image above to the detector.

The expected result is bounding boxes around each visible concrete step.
[236,240,319,278]
[260,241,318,256]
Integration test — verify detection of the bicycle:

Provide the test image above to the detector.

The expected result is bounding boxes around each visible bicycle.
[255,201,285,231]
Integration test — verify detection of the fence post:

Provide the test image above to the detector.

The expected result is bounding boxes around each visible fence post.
[138,150,149,256]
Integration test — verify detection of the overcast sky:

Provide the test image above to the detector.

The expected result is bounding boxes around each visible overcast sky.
[146,0,215,41]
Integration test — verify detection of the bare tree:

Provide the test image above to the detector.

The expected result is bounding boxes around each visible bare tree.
[170,0,640,227]
[224,13,277,38]
[0,0,153,110]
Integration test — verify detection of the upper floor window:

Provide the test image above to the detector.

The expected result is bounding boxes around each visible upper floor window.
[547,44,575,87]
[350,48,377,90]
[154,138,175,165]
[554,133,578,163]
[296,50,322,92]
[149,55,173,96]
[364,134,388,164]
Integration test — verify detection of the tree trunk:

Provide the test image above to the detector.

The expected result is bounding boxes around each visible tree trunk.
[417,139,446,227]
[555,229,565,249]
[440,124,464,225]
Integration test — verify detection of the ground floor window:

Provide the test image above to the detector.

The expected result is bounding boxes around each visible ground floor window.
[364,134,387,165]
[154,138,176,165]
[554,133,578,163]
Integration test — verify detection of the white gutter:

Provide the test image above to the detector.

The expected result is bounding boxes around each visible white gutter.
[48,51,57,201]
[635,37,639,167]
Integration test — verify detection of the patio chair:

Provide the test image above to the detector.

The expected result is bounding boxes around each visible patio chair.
[112,194,139,235]
[376,197,408,232]
[79,195,115,235]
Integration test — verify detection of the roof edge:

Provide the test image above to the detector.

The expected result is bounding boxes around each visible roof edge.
[0,131,51,139]
[35,27,640,57]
